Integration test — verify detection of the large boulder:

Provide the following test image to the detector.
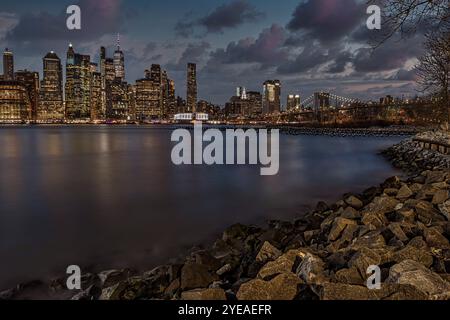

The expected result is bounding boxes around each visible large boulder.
[296,253,327,285]
[345,196,363,209]
[255,241,282,264]
[237,273,302,300]
[328,218,357,242]
[387,260,450,298]
[180,263,218,291]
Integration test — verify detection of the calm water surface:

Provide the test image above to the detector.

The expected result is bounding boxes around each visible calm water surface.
[0,126,403,289]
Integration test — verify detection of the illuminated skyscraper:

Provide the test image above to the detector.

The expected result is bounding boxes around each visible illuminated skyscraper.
[3,48,14,81]
[186,63,197,113]
[15,70,39,121]
[39,51,63,121]
[65,44,92,120]
[113,34,125,81]
[263,80,281,114]
[287,94,301,111]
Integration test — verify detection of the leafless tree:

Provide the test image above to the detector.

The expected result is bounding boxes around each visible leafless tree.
[415,28,450,119]
[371,0,449,45]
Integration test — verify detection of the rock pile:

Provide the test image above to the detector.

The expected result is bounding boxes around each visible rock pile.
[383,133,450,174]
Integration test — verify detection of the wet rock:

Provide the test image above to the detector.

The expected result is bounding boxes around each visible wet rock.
[180,263,218,291]
[255,241,282,264]
[341,206,361,219]
[181,288,227,300]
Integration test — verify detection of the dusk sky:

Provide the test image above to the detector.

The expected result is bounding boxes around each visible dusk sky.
[0,0,425,105]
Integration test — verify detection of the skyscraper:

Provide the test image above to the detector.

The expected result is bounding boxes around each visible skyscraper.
[263,80,281,114]
[287,94,301,111]
[3,48,14,81]
[15,70,39,121]
[186,63,197,113]
[113,34,125,81]
[65,44,92,120]
[39,51,63,121]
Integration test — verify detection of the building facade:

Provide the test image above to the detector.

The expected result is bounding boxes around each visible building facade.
[0,81,31,122]
[3,48,14,81]
[15,70,39,121]
[287,94,301,112]
[65,44,92,120]
[263,80,281,114]
[39,52,64,121]
[186,63,197,113]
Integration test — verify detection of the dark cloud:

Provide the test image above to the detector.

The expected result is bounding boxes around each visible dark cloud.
[277,41,330,74]
[287,0,365,43]
[326,50,352,73]
[4,0,126,56]
[175,0,264,37]
[393,68,418,81]
[352,34,424,72]
[206,24,287,68]
[166,41,211,71]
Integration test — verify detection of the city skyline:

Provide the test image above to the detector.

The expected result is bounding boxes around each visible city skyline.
[0,0,424,105]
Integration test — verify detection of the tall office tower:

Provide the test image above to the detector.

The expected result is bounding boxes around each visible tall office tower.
[135,77,160,120]
[113,34,125,81]
[105,58,115,81]
[39,51,63,121]
[166,78,176,116]
[236,87,247,100]
[127,84,136,120]
[15,70,39,121]
[65,44,92,120]
[314,92,330,112]
[287,94,301,111]
[90,62,103,121]
[247,91,263,115]
[99,47,107,119]
[3,48,14,80]
[109,80,129,120]
[262,80,281,114]
[100,47,106,78]
[186,63,197,113]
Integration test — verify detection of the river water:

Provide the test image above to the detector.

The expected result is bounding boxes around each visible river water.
[0,126,403,290]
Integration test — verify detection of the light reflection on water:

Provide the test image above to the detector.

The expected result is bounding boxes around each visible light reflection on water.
[0,126,403,289]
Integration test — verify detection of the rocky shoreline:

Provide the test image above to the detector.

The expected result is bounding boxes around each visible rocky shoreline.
[2,131,450,301]
[280,126,421,137]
